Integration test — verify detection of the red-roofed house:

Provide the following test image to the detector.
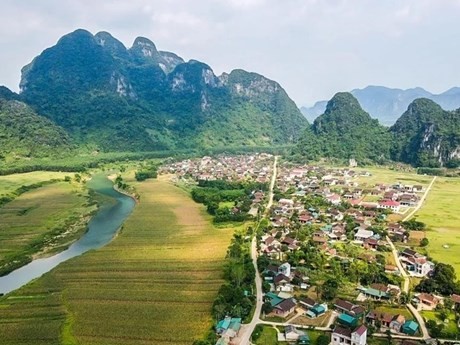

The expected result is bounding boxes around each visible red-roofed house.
[378,200,401,212]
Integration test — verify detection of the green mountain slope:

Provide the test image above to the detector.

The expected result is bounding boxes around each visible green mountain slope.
[0,98,72,158]
[293,92,391,163]
[19,29,307,151]
[390,98,460,167]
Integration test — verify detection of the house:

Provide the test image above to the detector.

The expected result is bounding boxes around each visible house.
[415,293,439,308]
[337,313,358,327]
[278,262,291,277]
[306,304,328,318]
[273,298,297,318]
[312,232,328,245]
[354,229,374,241]
[331,325,367,345]
[299,297,316,309]
[285,325,309,343]
[399,249,434,277]
[216,316,242,339]
[401,320,419,335]
[274,274,291,286]
[265,292,284,307]
[360,283,400,300]
[334,299,365,317]
[390,314,406,332]
[451,294,460,310]
[378,200,401,212]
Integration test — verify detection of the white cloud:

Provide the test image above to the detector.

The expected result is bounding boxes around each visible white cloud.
[0,0,459,104]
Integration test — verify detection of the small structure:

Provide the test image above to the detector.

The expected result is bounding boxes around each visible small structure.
[337,313,358,328]
[401,320,419,335]
[414,293,439,309]
[306,304,328,319]
[285,325,309,343]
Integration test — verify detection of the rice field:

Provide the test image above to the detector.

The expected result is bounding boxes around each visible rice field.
[0,175,235,344]
[415,177,460,274]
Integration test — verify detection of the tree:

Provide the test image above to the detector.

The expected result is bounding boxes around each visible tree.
[316,334,330,345]
[322,278,338,301]
[420,237,429,247]
[262,301,273,315]
[262,281,271,293]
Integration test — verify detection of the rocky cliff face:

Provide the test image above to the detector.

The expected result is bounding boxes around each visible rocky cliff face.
[390,99,460,167]
[19,29,307,151]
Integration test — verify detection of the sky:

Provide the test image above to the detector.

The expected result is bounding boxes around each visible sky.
[1,0,460,106]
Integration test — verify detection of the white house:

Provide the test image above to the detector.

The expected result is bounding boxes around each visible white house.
[332,325,367,345]
[354,229,374,241]
[278,262,291,277]
[378,200,401,213]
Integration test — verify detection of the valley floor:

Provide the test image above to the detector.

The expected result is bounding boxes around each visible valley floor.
[415,177,460,274]
[0,174,235,345]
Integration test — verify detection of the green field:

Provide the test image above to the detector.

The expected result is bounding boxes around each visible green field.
[415,177,460,274]
[0,171,73,195]
[354,167,432,188]
[421,310,459,338]
[0,175,235,345]
[0,181,93,275]
[253,325,279,345]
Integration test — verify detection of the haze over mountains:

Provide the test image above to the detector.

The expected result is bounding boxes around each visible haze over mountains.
[301,86,460,126]
[0,28,459,168]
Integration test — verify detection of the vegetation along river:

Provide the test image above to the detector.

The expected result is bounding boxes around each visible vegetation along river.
[0,175,135,295]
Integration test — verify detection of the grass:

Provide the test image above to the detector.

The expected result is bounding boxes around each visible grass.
[422,310,459,338]
[294,311,332,327]
[0,181,93,275]
[0,175,235,345]
[0,171,73,195]
[253,325,279,345]
[374,305,412,319]
[354,167,432,189]
[415,177,460,274]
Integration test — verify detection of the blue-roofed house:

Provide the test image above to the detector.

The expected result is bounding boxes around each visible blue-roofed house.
[401,320,419,335]
[337,313,358,327]
[305,304,328,318]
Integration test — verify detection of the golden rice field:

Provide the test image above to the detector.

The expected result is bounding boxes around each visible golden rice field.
[415,177,460,275]
[0,175,236,345]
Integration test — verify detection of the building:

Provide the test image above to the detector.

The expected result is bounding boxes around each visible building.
[215,316,242,344]
[401,320,419,335]
[331,325,367,345]
[378,200,401,213]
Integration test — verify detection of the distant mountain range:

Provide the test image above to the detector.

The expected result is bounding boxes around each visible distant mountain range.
[1,29,459,168]
[301,85,460,126]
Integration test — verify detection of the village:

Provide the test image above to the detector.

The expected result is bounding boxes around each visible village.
[161,155,460,345]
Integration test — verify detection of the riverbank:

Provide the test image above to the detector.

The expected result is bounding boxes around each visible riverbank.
[0,180,95,277]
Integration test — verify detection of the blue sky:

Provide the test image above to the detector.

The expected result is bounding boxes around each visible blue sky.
[1,0,459,105]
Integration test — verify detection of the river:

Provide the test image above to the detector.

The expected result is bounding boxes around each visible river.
[0,175,135,295]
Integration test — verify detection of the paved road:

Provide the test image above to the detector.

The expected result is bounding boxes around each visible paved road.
[403,176,437,222]
[236,156,278,345]
[386,176,437,340]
